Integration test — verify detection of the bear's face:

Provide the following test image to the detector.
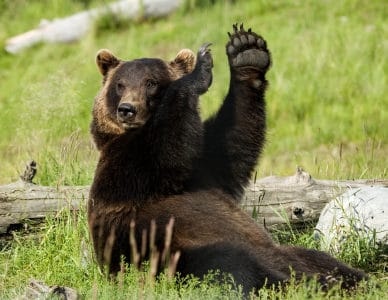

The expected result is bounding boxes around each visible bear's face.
[93,49,195,136]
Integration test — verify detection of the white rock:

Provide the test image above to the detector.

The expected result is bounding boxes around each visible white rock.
[315,186,388,252]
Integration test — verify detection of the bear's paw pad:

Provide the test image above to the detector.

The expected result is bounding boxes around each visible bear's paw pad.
[227,24,270,71]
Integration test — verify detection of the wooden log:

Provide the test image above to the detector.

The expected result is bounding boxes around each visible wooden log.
[1,162,387,234]
[5,0,181,54]
[243,167,387,227]
[19,279,79,300]
[0,180,88,234]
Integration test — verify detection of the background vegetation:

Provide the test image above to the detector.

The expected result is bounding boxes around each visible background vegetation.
[0,0,386,299]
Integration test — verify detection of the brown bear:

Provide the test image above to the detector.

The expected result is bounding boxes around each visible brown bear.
[88,24,366,294]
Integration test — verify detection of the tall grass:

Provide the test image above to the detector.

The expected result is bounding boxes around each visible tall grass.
[0,0,387,298]
[1,207,386,299]
[0,0,387,183]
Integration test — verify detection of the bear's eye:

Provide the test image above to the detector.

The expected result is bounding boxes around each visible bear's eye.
[146,80,158,96]
[146,80,158,89]
[116,82,125,94]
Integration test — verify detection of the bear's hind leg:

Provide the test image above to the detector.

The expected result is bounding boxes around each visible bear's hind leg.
[177,242,288,295]
[279,245,367,290]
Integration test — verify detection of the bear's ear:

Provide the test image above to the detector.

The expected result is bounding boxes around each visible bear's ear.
[96,49,120,76]
[169,49,196,78]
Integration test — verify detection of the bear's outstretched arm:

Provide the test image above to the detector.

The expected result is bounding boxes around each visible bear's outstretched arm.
[199,24,271,200]
[146,44,213,178]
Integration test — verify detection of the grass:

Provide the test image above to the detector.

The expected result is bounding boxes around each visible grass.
[0,0,386,184]
[1,208,386,299]
[0,0,387,298]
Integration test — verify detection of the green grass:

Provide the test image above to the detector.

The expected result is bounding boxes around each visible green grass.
[0,0,387,298]
[0,0,386,184]
[1,208,386,299]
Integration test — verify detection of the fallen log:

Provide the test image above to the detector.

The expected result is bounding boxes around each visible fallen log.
[17,279,79,300]
[244,168,387,228]
[1,162,387,235]
[5,0,181,54]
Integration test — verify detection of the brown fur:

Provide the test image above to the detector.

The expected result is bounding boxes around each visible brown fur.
[91,48,197,150]
[88,25,367,294]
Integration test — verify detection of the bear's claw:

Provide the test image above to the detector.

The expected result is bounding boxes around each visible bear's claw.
[189,42,213,95]
[226,23,270,72]
[199,42,212,57]
[196,42,213,71]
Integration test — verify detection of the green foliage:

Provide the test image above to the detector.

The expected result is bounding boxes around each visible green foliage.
[270,207,387,273]
[0,207,95,298]
[182,0,235,12]
[0,209,244,299]
[0,0,387,298]
[35,131,96,186]
[335,228,387,273]
[0,0,387,183]
[94,10,136,35]
[271,213,320,250]
[1,208,386,299]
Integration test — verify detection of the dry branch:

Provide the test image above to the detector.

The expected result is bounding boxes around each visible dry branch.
[1,163,387,234]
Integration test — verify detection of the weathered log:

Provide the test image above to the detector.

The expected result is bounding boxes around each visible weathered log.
[18,279,79,300]
[243,168,387,227]
[0,180,88,234]
[5,0,181,54]
[1,163,387,234]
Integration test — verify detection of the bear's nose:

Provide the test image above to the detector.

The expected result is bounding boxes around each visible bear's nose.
[117,103,137,120]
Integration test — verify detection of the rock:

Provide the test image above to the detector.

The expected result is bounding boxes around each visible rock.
[315,186,388,252]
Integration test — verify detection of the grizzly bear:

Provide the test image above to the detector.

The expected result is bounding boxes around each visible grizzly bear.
[88,24,366,294]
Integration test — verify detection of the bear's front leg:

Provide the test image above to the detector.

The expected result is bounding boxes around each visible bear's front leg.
[164,43,213,103]
[148,45,213,193]
[198,25,271,201]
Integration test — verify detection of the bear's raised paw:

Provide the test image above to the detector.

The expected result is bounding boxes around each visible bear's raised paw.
[226,24,270,73]
[190,43,213,95]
